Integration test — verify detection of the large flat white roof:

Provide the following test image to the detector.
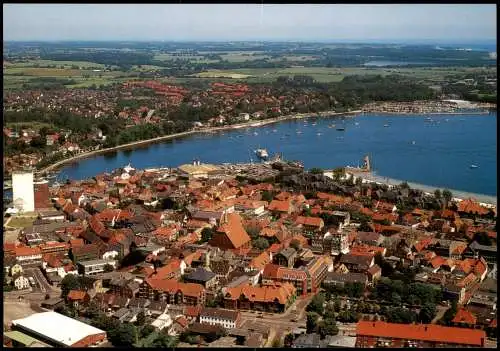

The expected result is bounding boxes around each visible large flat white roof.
[11,312,105,346]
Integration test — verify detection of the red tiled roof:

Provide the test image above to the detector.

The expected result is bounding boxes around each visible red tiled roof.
[70,238,85,249]
[357,321,486,346]
[295,216,324,227]
[67,290,87,301]
[268,200,291,213]
[350,244,386,257]
[249,251,272,271]
[225,283,296,305]
[458,199,489,215]
[184,305,202,318]
[215,213,251,249]
[452,309,477,325]
[146,278,205,297]
[15,246,41,257]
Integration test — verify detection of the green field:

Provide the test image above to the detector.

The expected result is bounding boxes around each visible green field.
[3,61,131,89]
[191,66,497,83]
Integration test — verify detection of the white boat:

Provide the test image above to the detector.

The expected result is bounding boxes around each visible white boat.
[383,124,390,127]
[317,132,322,136]
[411,141,416,145]
[255,148,269,160]
[355,122,359,126]
[470,164,479,169]
[296,130,303,134]
[253,132,259,136]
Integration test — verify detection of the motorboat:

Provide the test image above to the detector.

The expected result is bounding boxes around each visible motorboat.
[470,164,479,169]
[255,148,269,160]
[336,127,346,131]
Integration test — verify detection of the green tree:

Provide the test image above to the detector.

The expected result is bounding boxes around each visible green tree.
[306,312,320,333]
[310,167,324,175]
[252,237,270,250]
[261,190,275,202]
[135,311,146,326]
[85,300,101,319]
[434,189,442,199]
[307,293,325,315]
[318,318,339,339]
[418,303,437,323]
[150,333,178,347]
[200,227,214,243]
[60,274,80,299]
[442,189,453,206]
[108,323,138,347]
[140,325,155,338]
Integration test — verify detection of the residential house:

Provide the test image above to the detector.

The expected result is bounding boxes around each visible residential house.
[322,272,368,288]
[273,247,297,268]
[224,283,296,313]
[15,246,43,267]
[355,321,486,347]
[199,307,241,329]
[184,267,218,289]
[339,254,374,273]
[67,290,90,309]
[13,274,30,290]
[139,278,206,306]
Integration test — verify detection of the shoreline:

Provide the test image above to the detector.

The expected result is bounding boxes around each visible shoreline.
[360,111,494,116]
[37,110,359,174]
[343,169,497,207]
[34,106,495,175]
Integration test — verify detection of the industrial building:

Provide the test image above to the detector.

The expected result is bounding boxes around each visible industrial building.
[11,312,106,347]
[12,171,35,213]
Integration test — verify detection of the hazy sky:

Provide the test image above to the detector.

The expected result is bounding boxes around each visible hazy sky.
[3,4,497,43]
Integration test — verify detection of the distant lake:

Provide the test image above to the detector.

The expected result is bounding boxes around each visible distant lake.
[363,60,436,67]
[57,112,497,197]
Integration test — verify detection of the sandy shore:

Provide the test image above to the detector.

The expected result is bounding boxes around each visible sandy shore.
[37,110,360,174]
[345,170,496,206]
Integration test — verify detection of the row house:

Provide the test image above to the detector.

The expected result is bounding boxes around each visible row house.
[139,278,206,306]
[15,246,43,267]
[199,307,241,329]
[39,242,70,256]
[224,283,296,313]
[356,321,486,348]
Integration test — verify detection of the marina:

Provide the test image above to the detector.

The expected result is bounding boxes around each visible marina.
[53,112,496,197]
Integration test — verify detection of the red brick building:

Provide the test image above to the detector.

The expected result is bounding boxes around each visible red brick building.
[356,321,486,347]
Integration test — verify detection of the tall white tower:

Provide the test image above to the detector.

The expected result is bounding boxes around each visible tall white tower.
[12,171,35,213]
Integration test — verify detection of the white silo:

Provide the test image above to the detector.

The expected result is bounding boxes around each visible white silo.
[12,171,35,213]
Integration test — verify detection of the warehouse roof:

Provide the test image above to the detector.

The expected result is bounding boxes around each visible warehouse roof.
[11,312,105,347]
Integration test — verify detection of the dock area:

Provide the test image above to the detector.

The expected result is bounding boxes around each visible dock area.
[345,170,497,207]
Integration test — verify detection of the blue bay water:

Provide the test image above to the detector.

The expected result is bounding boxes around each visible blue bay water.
[58,113,497,196]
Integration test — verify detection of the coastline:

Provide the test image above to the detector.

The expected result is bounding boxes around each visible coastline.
[360,111,494,116]
[37,109,360,174]
[343,169,497,207]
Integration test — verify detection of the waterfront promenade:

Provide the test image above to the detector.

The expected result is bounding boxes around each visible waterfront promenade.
[344,170,497,206]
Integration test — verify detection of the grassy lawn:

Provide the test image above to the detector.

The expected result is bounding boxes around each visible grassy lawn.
[7,216,36,229]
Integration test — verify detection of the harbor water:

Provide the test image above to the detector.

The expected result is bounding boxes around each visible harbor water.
[57,112,497,197]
